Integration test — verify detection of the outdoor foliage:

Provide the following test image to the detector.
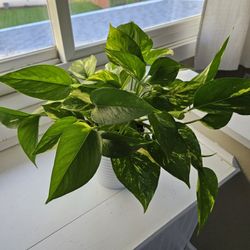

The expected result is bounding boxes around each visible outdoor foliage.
[0,22,249,231]
[0,0,142,29]
[0,1,100,29]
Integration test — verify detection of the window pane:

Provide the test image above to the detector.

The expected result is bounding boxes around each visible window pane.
[0,1,54,60]
[69,0,204,47]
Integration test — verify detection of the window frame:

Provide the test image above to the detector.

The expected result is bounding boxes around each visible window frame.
[0,0,203,149]
[0,0,202,73]
[48,0,202,62]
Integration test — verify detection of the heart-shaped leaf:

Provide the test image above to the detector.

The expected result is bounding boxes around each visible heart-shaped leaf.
[145,95,175,112]
[143,48,174,65]
[201,112,233,129]
[167,79,201,108]
[88,69,120,88]
[116,22,173,65]
[147,140,190,187]
[42,102,73,120]
[149,57,181,85]
[0,65,73,100]
[148,111,177,153]
[148,112,190,186]
[193,37,229,84]
[112,152,160,211]
[69,55,97,79]
[91,88,154,125]
[62,96,91,112]
[18,115,40,165]
[46,124,101,203]
[106,25,143,61]
[117,22,153,55]
[105,62,123,75]
[177,123,202,170]
[106,49,146,80]
[0,107,31,128]
[194,78,250,115]
[101,132,151,158]
[197,167,218,231]
[35,116,77,154]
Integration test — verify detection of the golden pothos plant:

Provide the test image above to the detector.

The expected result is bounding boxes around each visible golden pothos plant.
[0,22,249,231]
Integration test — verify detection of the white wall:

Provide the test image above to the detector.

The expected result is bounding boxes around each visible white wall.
[195,0,250,70]
[240,20,250,68]
[0,0,46,7]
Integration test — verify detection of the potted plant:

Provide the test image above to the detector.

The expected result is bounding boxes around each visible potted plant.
[0,22,249,231]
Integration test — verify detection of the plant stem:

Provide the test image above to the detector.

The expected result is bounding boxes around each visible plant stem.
[135,117,148,122]
[141,122,152,132]
[143,131,152,135]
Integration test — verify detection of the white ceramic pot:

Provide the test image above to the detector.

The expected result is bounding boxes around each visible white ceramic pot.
[96,157,125,190]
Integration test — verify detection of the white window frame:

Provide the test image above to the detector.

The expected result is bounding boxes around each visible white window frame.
[0,0,202,74]
[48,0,201,63]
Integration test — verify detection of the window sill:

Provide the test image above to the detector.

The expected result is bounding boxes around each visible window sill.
[0,128,237,249]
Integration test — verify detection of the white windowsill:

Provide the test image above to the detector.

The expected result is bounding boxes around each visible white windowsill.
[0,128,237,250]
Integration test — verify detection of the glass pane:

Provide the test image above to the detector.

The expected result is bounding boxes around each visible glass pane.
[0,1,54,60]
[69,0,204,47]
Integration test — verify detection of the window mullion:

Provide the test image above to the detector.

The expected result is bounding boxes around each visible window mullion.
[47,0,75,63]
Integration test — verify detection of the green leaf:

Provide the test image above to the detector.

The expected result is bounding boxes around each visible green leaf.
[106,49,146,80]
[70,89,91,104]
[88,69,121,88]
[145,95,175,112]
[46,124,101,203]
[167,79,201,108]
[145,83,190,113]
[62,96,91,112]
[79,81,117,91]
[35,116,77,154]
[117,21,153,55]
[119,70,132,88]
[115,22,173,65]
[0,107,31,128]
[148,112,190,186]
[106,25,143,61]
[18,115,40,165]
[197,167,218,231]
[0,65,73,100]
[148,111,177,153]
[177,123,202,170]
[149,57,181,85]
[193,37,229,84]
[201,112,233,129]
[102,136,134,158]
[112,152,160,211]
[193,78,250,115]
[144,48,174,65]
[91,88,155,125]
[105,62,123,75]
[69,55,97,79]
[101,131,151,158]
[147,140,190,187]
[42,102,73,119]
[169,110,185,120]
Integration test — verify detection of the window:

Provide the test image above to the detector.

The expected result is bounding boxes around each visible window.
[0,0,204,149]
[69,0,204,47]
[0,1,54,59]
[0,0,204,72]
